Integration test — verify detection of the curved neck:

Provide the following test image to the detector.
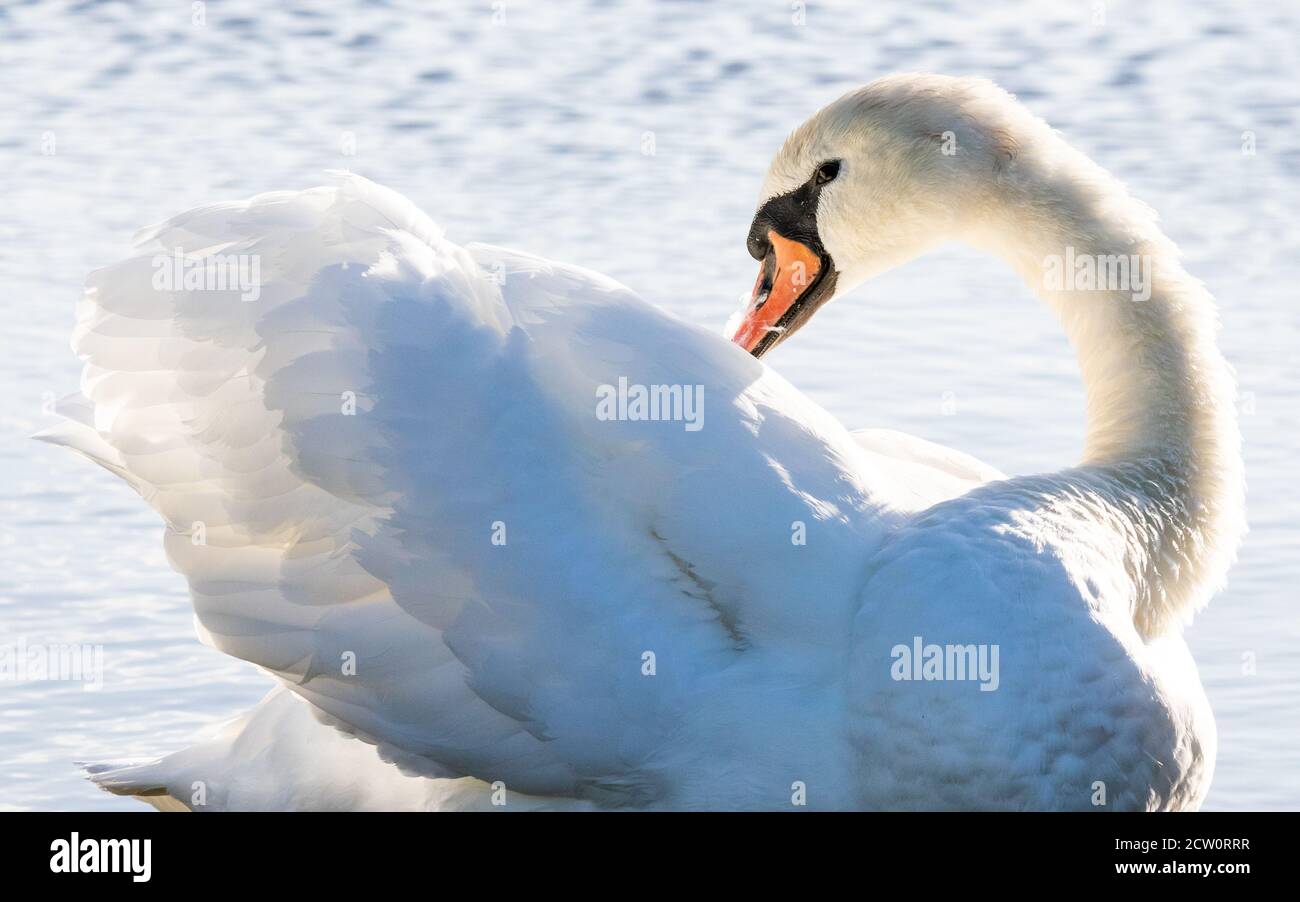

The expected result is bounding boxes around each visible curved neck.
[963,157,1244,635]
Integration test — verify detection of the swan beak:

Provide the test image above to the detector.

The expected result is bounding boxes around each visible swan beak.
[729,230,828,358]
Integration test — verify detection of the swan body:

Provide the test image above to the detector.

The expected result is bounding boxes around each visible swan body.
[44,74,1242,811]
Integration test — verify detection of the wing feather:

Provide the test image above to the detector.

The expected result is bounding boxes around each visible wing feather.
[43,175,895,801]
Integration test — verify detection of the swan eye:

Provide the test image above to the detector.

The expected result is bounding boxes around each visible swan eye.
[814,160,841,186]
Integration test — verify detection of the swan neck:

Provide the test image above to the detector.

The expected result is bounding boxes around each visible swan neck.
[1019,247,1213,463]
[968,165,1243,632]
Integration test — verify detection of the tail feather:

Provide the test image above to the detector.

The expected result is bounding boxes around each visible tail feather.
[81,760,192,812]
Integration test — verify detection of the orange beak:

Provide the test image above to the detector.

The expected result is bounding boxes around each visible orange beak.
[729,231,823,356]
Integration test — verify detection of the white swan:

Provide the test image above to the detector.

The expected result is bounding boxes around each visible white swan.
[44,74,1243,811]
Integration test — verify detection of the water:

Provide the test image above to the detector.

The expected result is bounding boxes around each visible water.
[1,0,1296,810]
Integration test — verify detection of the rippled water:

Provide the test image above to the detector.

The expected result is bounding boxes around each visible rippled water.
[1,0,1296,810]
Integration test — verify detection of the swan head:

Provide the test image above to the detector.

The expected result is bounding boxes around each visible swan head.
[730,74,1022,357]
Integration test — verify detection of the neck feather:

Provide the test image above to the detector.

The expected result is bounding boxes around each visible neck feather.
[966,147,1244,635]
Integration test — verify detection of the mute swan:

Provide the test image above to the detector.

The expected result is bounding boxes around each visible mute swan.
[44,74,1242,811]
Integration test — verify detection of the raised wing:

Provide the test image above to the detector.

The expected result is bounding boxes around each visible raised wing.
[43,175,897,802]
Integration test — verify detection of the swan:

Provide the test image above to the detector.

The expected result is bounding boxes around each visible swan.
[42,73,1243,811]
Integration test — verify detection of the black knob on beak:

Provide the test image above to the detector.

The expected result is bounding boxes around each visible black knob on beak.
[747,218,772,262]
